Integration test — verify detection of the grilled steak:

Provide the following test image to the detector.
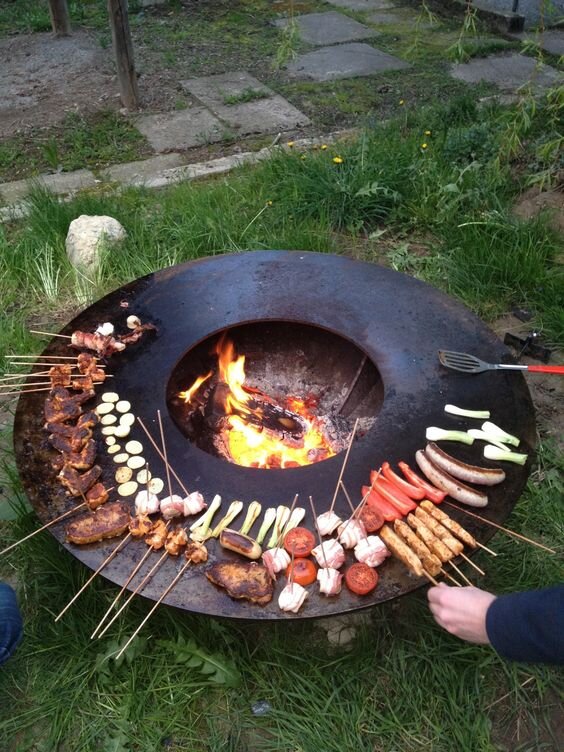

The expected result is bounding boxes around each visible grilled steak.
[66,502,130,545]
[206,561,274,605]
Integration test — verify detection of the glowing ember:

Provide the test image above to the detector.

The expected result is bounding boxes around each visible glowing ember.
[180,335,337,469]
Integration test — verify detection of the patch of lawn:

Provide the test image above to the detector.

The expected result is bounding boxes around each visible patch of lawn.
[0,111,151,182]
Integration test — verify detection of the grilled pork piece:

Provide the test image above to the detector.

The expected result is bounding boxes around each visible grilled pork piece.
[66,502,130,545]
[71,375,94,391]
[48,364,72,387]
[164,527,188,556]
[77,411,99,430]
[206,561,274,605]
[44,387,95,423]
[47,423,92,452]
[85,483,110,510]
[129,514,153,538]
[185,540,208,564]
[58,464,102,496]
[70,331,125,357]
[62,439,97,470]
[118,322,157,346]
[144,519,168,549]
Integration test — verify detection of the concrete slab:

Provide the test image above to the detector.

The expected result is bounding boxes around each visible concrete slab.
[100,154,187,186]
[327,0,396,10]
[0,169,96,206]
[367,11,434,28]
[509,30,564,57]
[450,53,563,92]
[286,42,410,82]
[181,72,310,135]
[469,0,564,29]
[274,11,378,45]
[133,107,225,153]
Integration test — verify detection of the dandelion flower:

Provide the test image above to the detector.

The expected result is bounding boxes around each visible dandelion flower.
[333,156,343,164]
[399,99,405,106]
[321,144,328,150]
[266,200,273,206]
[287,141,295,148]
[300,155,306,160]
[425,130,431,136]
[421,143,428,150]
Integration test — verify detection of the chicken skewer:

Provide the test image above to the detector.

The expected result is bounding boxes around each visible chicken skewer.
[328,417,359,513]
[406,512,472,586]
[413,507,484,578]
[379,525,439,585]
[392,519,460,584]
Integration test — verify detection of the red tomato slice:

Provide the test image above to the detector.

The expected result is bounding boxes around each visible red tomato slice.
[398,461,446,503]
[285,558,317,586]
[362,487,402,521]
[382,462,425,500]
[283,527,316,558]
[345,563,379,595]
[372,477,417,516]
[359,504,385,533]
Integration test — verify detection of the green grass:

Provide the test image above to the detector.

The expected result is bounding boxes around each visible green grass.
[223,87,271,105]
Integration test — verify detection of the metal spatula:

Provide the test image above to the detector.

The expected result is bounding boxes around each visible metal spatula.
[438,350,564,375]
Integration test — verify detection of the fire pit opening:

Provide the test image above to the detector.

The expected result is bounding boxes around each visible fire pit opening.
[166,321,383,469]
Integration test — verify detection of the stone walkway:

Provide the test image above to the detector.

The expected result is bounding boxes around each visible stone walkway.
[1,0,562,211]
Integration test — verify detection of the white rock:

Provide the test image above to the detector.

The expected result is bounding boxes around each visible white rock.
[65,215,127,274]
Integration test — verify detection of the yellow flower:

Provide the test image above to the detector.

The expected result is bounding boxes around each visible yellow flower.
[399,99,405,106]
[300,154,306,160]
[321,144,328,150]
[333,156,343,164]
[421,143,428,150]
[266,200,273,206]
[287,141,295,147]
[424,130,431,136]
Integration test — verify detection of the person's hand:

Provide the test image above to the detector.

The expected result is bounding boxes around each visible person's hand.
[427,583,497,644]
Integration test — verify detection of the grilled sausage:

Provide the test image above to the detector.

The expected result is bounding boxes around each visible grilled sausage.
[425,443,505,486]
[415,450,488,507]
[406,513,454,562]
[220,528,262,560]
[393,519,442,576]
[379,525,424,577]
[414,507,464,555]
[420,500,477,548]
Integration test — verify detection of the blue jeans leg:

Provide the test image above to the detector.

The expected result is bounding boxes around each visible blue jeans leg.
[0,582,23,666]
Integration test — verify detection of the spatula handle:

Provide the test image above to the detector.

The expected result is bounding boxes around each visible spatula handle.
[527,364,564,374]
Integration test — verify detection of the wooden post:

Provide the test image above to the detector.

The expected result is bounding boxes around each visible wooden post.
[107,0,139,110]
[48,0,71,36]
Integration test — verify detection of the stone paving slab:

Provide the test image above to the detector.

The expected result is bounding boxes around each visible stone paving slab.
[367,10,434,28]
[450,53,562,92]
[0,169,96,205]
[509,30,564,57]
[133,106,225,153]
[274,11,378,46]
[181,72,310,135]
[100,153,187,186]
[327,0,396,10]
[286,42,410,82]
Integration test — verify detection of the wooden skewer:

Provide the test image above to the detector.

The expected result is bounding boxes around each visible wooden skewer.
[309,495,329,568]
[96,550,169,639]
[29,330,72,339]
[136,417,190,497]
[340,480,370,542]
[0,381,78,389]
[114,559,192,661]
[6,354,86,361]
[7,363,105,369]
[157,409,174,500]
[440,568,462,587]
[0,387,54,396]
[422,570,439,586]
[337,470,379,538]
[54,533,132,621]
[274,493,299,549]
[0,502,87,556]
[449,560,473,586]
[443,501,556,555]
[329,417,359,513]
[459,551,485,576]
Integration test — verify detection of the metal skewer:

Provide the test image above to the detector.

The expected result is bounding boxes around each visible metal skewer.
[329,417,359,513]
[114,559,192,661]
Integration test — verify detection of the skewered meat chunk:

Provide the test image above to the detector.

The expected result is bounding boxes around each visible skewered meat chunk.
[354,536,390,568]
[164,527,188,556]
[85,483,110,510]
[135,490,160,516]
[312,539,346,569]
[419,500,477,548]
[77,411,99,430]
[338,519,367,549]
[414,507,464,556]
[183,492,206,517]
[47,423,92,452]
[379,525,424,577]
[206,561,274,605]
[160,495,184,520]
[70,331,125,357]
[77,353,97,373]
[48,365,72,387]
[129,514,153,538]
[58,464,102,497]
[393,520,442,577]
[316,511,342,536]
[44,387,95,424]
[406,513,454,563]
[185,540,208,564]
[278,582,308,613]
[262,547,291,578]
[118,322,157,346]
[71,375,94,391]
[66,502,130,545]
[62,439,97,470]
[144,519,168,550]
[317,567,343,596]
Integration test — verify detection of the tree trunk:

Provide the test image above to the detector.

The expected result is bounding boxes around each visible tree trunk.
[107,0,139,110]
[48,0,71,36]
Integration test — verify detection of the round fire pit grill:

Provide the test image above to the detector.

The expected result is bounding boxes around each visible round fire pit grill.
[13,251,536,621]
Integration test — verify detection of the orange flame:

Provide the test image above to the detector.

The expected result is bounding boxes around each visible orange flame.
[182,336,336,469]
[179,371,212,403]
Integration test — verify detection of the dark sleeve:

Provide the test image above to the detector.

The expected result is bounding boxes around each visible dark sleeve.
[485,585,564,665]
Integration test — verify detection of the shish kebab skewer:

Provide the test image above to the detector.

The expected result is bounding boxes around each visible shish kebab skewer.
[309,495,343,596]
[405,513,473,586]
[414,506,486,577]
[328,417,359,514]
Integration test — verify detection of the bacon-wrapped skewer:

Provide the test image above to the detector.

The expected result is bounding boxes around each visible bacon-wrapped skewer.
[278,581,308,613]
[317,567,343,596]
[312,538,346,569]
[337,518,367,549]
[354,535,390,568]
[262,547,291,578]
[316,510,342,536]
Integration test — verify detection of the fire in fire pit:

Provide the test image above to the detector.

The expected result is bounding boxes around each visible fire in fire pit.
[167,322,383,469]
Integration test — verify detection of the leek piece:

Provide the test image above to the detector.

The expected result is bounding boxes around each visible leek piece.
[239,501,262,536]
[256,507,277,545]
[467,429,511,451]
[189,494,221,541]
[425,427,474,445]
[481,421,520,447]
[281,508,306,539]
[444,404,490,419]
[267,505,290,548]
[484,445,527,465]
[210,500,244,538]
